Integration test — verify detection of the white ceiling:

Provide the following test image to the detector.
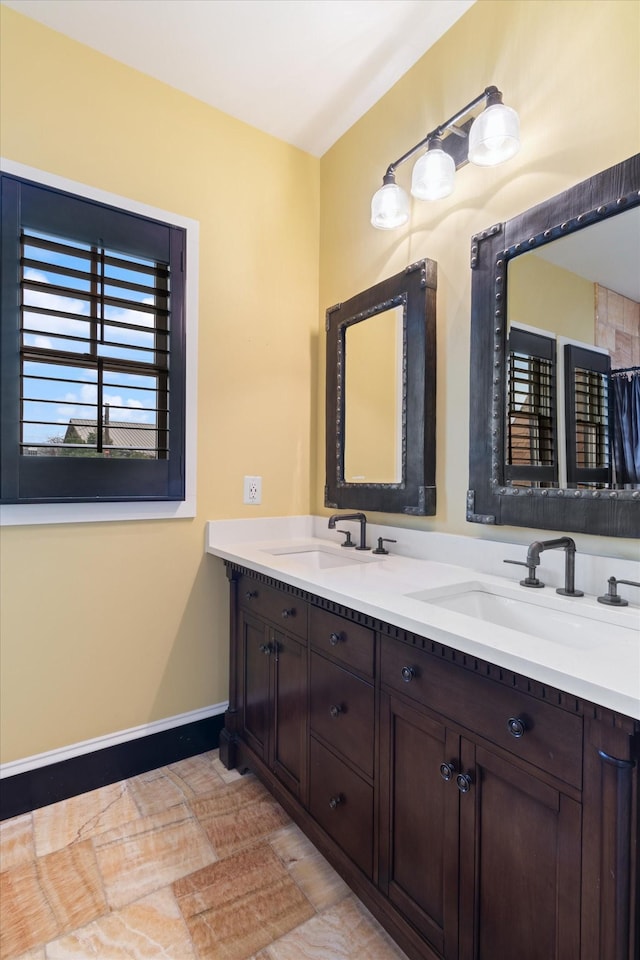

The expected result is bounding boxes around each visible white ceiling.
[2,0,475,156]
[533,207,640,304]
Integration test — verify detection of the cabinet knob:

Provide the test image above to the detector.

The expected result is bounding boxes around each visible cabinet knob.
[329,632,342,646]
[456,773,473,794]
[259,643,271,655]
[507,716,526,739]
[328,794,344,810]
[329,704,342,718]
[281,608,295,619]
[245,590,257,600]
[401,665,416,683]
[439,761,457,782]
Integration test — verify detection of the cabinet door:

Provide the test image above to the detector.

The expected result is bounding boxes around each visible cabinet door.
[239,609,271,761]
[271,630,307,801]
[458,740,581,960]
[379,693,460,959]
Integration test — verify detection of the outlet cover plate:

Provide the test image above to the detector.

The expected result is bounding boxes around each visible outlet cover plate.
[243,475,262,504]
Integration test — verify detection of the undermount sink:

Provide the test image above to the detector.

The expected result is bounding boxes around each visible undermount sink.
[406,582,638,648]
[264,545,381,570]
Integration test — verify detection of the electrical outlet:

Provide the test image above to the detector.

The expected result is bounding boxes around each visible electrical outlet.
[243,475,262,505]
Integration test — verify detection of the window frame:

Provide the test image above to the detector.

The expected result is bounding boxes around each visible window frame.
[0,159,198,526]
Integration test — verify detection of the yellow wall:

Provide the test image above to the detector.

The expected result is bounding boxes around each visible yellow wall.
[317,0,639,563]
[508,255,595,343]
[0,7,319,762]
[1,0,639,765]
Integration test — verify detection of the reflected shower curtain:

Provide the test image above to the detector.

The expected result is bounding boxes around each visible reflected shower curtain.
[611,369,640,485]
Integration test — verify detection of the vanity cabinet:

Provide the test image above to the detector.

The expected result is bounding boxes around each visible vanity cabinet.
[379,636,583,960]
[220,565,639,960]
[456,739,581,960]
[233,573,309,802]
[308,606,376,877]
[379,693,458,957]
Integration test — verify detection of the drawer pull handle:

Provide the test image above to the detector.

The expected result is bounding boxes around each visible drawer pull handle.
[328,794,344,810]
[456,773,473,794]
[401,665,416,683]
[439,761,456,782]
[507,717,526,738]
[281,608,295,619]
[329,632,342,646]
[598,749,636,769]
[259,643,271,656]
[329,704,342,718]
[245,590,258,600]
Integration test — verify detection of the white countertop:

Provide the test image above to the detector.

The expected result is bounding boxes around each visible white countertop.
[206,517,640,721]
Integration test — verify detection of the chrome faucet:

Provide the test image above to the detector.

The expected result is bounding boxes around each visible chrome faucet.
[526,537,583,597]
[328,512,369,550]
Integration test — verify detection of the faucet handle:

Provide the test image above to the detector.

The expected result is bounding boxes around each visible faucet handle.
[598,577,640,606]
[336,529,355,548]
[373,537,397,555]
[504,559,545,588]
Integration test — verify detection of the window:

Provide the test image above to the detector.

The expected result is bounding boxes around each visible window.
[505,327,557,486]
[505,324,615,490]
[563,344,611,487]
[1,171,188,509]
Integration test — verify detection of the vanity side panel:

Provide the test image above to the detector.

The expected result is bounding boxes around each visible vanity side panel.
[219,566,241,768]
[581,712,639,960]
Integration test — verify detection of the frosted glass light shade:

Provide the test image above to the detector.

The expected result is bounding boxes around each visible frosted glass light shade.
[468,102,520,166]
[411,146,455,200]
[371,181,410,230]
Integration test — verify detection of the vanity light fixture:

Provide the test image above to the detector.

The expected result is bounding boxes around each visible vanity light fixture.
[371,85,520,230]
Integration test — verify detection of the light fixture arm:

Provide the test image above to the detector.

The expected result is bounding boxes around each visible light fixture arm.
[382,86,502,180]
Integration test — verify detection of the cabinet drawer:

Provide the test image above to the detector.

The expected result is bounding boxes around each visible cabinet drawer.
[381,636,583,789]
[310,652,375,778]
[238,574,307,639]
[309,736,373,878]
[309,606,374,677]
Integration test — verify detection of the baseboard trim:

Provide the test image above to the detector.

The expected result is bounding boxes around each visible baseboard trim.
[0,705,227,821]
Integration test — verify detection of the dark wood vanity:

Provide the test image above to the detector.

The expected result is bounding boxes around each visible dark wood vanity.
[220,563,639,960]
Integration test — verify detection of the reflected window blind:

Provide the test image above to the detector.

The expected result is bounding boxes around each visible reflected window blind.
[564,344,611,487]
[20,230,170,459]
[574,368,609,469]
[505,327,557,485]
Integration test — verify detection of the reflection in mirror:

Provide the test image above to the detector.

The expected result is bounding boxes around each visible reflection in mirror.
[506,207,639,490]
[345,305,403,484]
[468,152,639,538]
[325,259,437,516]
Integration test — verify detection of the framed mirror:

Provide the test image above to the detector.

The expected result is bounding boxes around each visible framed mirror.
[468,153,640,538]
[325,259,437,515]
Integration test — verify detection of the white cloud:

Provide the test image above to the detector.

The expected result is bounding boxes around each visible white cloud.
[23,268,90,328]
[104,395,152,422]
[24,269,160,354]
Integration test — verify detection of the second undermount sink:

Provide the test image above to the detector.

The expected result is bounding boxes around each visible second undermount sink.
[405,582,638,648]
[264,545,381,570]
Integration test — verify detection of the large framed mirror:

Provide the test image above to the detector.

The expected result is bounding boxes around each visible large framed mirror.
[325,259,436,515]
[468,153,639,538]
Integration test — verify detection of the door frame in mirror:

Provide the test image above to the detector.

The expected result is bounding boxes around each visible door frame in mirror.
[325,259,437,515]
[468,153,640,538]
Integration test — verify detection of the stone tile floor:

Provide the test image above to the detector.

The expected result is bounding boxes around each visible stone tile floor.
[0,750,410,960]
